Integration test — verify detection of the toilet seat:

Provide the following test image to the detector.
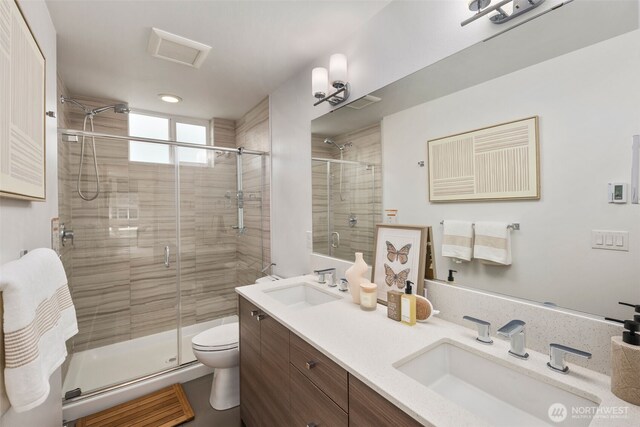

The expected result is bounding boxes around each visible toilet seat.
[192,323,239,352]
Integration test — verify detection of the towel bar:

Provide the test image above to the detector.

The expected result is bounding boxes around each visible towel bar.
[439,221,520,231]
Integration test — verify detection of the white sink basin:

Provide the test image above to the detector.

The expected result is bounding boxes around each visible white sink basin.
[263,283,341,309]
[394,340,600,427]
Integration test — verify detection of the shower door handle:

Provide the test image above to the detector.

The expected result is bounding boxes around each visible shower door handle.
[164,246,170,268]
[331,232,340,249]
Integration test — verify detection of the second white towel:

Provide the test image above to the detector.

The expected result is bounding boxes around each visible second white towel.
[474,221,512,265]
[442,220,474,262]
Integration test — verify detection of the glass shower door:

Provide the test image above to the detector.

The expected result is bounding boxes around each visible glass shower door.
[311,159,376,264]
[62,135,180,397]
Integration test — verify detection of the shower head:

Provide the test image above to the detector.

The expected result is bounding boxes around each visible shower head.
[324,138,352,151]
[91,103,130,115]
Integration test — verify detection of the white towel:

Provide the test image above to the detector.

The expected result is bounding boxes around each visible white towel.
[441,220,474,262]
[474,222,512,265]
[0,248,77,412]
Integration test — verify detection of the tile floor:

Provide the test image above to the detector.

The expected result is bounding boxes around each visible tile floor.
[181,375,241,427]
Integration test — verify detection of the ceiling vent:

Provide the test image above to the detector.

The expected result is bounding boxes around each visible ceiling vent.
[345,95,382,110]
[147,28,211,69]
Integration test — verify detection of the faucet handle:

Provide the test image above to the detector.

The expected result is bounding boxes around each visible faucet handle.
[547,343,592,374]
[463,316,493,344]
[497,319,526,337]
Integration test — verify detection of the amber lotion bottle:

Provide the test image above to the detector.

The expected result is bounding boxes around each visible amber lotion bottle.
[401,281,416,326]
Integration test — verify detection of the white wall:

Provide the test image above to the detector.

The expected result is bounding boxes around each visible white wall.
[0,0,61,425]
[0,0,58,265]
[382,30,640,319]
[270,0,565,277]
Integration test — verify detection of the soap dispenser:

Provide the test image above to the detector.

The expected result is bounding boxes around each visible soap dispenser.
[401,281,416,326]
[610,301,640,405]
[447,269,457,283]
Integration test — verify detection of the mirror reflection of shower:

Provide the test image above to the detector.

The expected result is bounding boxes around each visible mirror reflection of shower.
[323,138,353,201]
[60,95,130,201]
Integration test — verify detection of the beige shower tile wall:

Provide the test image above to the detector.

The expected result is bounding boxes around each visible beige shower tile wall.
[60,92,257,351]
[64,94,133,350]
[235,98,271,285]
[311,124,382,265]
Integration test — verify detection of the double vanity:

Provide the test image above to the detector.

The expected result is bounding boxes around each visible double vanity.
[236,276,638,427]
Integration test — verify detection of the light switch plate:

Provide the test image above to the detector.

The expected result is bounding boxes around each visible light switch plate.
[591,230,629,251]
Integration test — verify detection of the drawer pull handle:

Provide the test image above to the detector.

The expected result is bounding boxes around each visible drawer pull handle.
[256,314,267,321]
[250,310,259,317]
[306,360,317,370]
[307,423,318,427]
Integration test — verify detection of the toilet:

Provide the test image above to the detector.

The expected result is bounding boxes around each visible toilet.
[191,322,240,410]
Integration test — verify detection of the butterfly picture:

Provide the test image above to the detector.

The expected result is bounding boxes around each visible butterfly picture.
[384,263,410,288]
[386,241,411,264]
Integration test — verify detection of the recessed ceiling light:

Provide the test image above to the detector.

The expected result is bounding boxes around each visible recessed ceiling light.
[159,94,182,103]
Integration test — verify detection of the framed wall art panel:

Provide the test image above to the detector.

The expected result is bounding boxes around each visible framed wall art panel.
[0,0,46,201]
[427,116,539,202]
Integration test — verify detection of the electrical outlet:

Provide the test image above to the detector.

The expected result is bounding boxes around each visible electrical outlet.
[306,230,312,249]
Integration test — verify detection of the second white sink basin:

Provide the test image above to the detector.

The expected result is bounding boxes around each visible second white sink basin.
[263,283,341,309]
[394,340,600,427]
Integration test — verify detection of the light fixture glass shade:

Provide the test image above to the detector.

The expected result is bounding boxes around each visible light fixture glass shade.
[312,67,328,98]
[329,53,348,88]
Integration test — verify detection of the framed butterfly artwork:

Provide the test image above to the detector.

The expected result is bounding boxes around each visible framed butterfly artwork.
[371,224,432,304]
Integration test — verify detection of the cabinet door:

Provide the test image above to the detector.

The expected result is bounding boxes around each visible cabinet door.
[290,333,348,412]
[290,364,348,427]
[349,375,423,427]
[239,297,262,427]
[260,315,291,426]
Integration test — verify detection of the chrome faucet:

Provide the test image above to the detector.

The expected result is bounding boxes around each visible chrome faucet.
[313,268,336,287]
[497,319,529,359]
[462,316,493,344]
[547,343,592,374]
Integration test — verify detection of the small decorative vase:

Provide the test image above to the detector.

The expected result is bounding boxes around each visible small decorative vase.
[346,252,369,304]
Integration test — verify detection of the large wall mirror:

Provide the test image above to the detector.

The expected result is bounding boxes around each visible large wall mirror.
[311,0,639,319]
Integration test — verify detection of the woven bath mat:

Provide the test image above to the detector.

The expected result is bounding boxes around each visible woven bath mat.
[75,383,194,427]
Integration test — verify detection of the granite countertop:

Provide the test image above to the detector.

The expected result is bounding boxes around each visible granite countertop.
[236,275,639,427]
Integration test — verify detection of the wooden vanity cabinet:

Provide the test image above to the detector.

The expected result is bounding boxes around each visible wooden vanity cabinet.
[349,375,423,427]
[239,296,423,427]
[239,296,290,427]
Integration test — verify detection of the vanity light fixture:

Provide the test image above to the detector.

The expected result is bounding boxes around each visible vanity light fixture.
[312,53,351,107]
[461,0,546,26]
[158,93,182,103]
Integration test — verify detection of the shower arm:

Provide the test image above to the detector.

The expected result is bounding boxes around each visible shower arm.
[60,96,90,113]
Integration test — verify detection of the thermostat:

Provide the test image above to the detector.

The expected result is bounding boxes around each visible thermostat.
[608,183,627,203]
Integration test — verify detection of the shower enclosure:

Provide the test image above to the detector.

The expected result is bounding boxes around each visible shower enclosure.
[312,158,377,263]
[57,124,267,401]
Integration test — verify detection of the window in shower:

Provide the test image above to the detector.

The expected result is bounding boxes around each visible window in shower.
[129,111,210,165]
[175,121,208,165]
[129,112,171,164]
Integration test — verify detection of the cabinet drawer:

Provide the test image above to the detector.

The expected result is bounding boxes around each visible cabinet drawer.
[290,364,348,427]
[290,333,348,412]
[349,375,423,427]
